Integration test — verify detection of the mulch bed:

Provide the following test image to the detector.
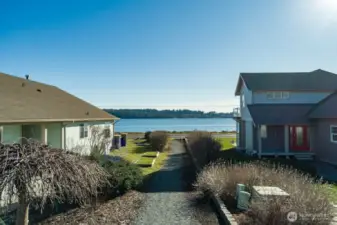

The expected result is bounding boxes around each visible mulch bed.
[38,191,145,225]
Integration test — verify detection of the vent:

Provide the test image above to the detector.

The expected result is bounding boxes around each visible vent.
[36,89,42,93]
[85,111,89,115]
[22,83,25,87]
[25,74,29,80]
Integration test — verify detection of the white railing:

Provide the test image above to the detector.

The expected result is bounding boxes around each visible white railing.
[233,107,241,117]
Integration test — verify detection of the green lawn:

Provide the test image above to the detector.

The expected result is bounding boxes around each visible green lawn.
[215,137,236,151]
[323,184,337,204]
[142,151,168,176]
[110,138,169,176]
[137,157,154,167]
[143,151,158,157]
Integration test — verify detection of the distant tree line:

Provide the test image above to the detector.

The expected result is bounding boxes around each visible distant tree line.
[104,109,233,119]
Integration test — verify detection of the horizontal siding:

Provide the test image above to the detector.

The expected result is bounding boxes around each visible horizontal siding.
[46,123,62,148]
[65,122,114,155]
[261,126,285,153]
[312,119,337,164]
[2,125,22,144]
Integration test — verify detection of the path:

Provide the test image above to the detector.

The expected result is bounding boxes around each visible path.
[132,140,221,225]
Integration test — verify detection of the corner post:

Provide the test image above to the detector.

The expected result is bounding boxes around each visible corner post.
[284,125,289,158]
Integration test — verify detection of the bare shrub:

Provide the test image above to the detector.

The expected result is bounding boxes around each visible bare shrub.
[0,140,110,225]
[149,131,169,152]
[144,131,152,143]
[188,131,221,167]
[194,162,334,225]
[89,125,112,155]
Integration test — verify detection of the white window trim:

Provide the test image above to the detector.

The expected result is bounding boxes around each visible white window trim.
[266,91,290,100]
[282,92,290,99]
[80,124,89,139]
[260,125,267,138]
[330,125,337,143]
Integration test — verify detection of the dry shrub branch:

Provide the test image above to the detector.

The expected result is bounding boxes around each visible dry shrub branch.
[194,161,334,225]
[0,139,110,225]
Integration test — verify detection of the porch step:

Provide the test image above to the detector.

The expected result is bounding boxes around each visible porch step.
[294,155,314,161]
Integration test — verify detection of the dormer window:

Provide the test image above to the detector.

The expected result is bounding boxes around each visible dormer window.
[266,92,290,99]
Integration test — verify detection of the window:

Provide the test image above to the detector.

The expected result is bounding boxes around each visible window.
[330,126,337,143]
[104,124,111,138]
[80,124,88,138]
[266,92,290,99]
[241,95,245,108]
[282,92,290,99]
[260,125,267,138]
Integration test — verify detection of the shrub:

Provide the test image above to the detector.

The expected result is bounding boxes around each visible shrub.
[188,131,221,167]
[144,131,152,142]
[194,162,334,225]
[149,131,169,152]
[100,160,143,195]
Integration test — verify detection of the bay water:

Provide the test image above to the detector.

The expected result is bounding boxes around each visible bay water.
[114,118,235,133]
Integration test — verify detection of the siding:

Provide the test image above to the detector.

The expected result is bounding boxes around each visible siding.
[240,82,253,121]
[239,121,246,149]
[2,125,22,144]
[245,121,253,150]
[46,123,62,148]
[312,119,337,164]
[261,126,285,153]
[65,122,114,155]
[253,125,258,151]
[253,91,331,104]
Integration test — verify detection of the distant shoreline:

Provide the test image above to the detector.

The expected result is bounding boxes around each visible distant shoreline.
[116,131,236,134]
[115,117,233,119]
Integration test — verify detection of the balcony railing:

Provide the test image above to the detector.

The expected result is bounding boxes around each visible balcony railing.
[233,107,241,118]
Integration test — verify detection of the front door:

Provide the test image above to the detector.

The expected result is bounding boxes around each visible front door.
[289,126,310,151]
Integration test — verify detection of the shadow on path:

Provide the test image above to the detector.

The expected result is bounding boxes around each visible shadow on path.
[133,140,223,225]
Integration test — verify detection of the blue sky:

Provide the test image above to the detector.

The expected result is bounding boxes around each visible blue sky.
[1,0,337,112]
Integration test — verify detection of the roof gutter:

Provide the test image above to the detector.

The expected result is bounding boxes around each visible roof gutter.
[0,117,119,125]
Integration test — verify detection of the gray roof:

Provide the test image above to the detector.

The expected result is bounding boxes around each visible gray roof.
[308,91,337,119]
[247,104,314,125]
[235,69,337,96]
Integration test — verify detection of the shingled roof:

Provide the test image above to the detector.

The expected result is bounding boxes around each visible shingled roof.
[235,69,337,96]
[247,104,314,125]
[0,72,118,123]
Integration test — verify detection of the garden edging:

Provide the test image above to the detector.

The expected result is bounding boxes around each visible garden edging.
[182,138,238,225]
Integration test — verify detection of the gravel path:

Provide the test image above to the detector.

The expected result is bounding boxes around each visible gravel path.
[133,140,221,225]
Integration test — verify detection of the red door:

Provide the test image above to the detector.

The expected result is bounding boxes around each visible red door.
[289,126,310,151]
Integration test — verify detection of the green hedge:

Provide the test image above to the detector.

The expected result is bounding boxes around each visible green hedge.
[100,160,143,195]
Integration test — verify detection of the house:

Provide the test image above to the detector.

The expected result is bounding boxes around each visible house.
[233,69,337,165]
[0,72,119,155]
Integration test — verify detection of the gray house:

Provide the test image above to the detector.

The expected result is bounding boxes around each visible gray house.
[233,69,337,165]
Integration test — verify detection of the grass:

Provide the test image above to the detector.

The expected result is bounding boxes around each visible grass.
[142,151,158,157]
[142,151,168,176]
[215,137,236,151]
[137,157,154,167]
[110,138,169,176]
[323,184,337,204]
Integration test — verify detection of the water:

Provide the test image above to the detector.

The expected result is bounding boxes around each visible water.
[114,118,236,132]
